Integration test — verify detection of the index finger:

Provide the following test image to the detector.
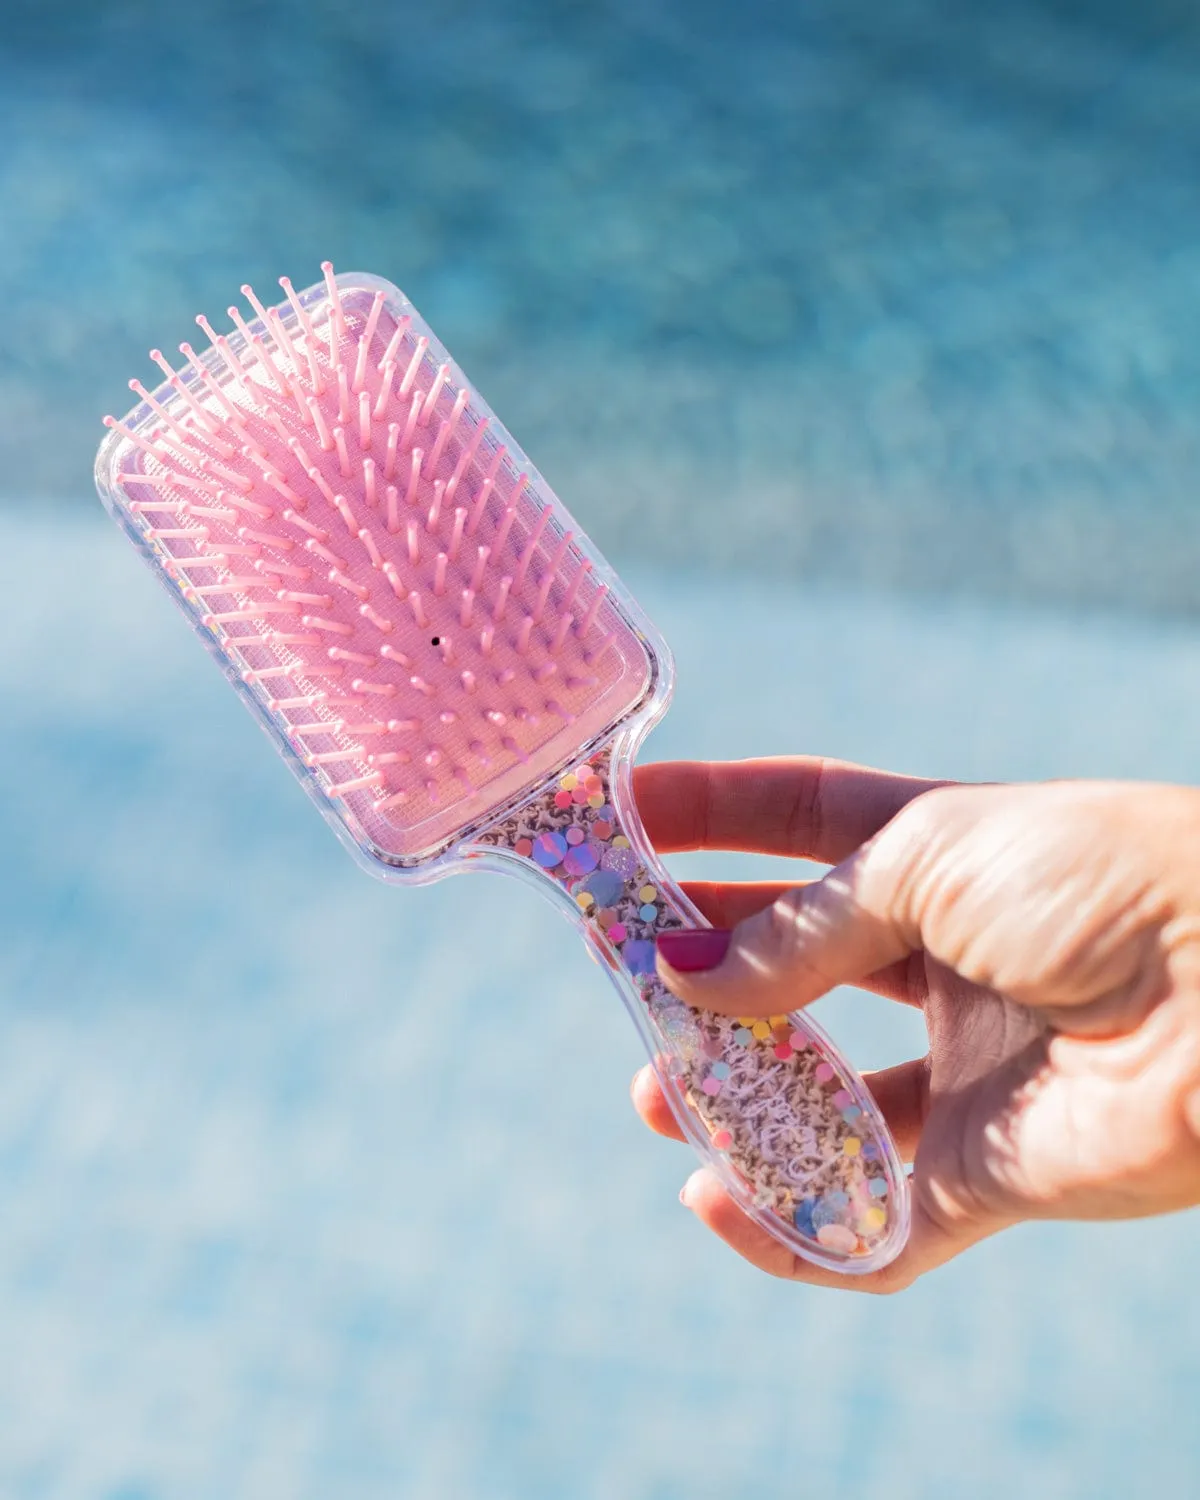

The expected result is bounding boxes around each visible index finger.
[633,757,949,865]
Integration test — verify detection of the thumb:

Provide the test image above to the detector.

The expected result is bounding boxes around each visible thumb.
[656,816,924,1016]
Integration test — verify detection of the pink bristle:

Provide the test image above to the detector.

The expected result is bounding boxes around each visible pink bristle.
[492,576,512,623]
[359,391,372,449]
[386,485,401,536]
[399,337,429,398]
[426,479,445,533]
[321,261,346,339]
[306,465,337,507]
[378,314,411,372]
[307,394,334,452]
[420,363,450,425]
[577,583,610,639]
[279,276,319,345]
[334,425,351,478]
[445,416,489,502]
[360,602,393,633]
[400,390,422,451]
[558,556,591,619]
[358,527,383,569]
[533,531,573,622]
[379,643,412,668]
[302,337,326,400]
[285,508,328,542]
[305,538,348,570]
[332,495,358,533]
[515,509,552,587]
[329,567,369,600]
[353,292,385,390]
[426,388,468,477]
[103,414,172,466]
[448,507,467,562]
[406,519,420,564]
[467,444,507,533]
[384,422,400,479]
[403,451,422,510]
[336,366,351,425]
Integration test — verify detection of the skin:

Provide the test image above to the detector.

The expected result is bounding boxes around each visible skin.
[629,757,1200,1293]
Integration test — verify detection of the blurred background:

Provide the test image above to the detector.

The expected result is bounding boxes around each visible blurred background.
[3,0,1200,1496]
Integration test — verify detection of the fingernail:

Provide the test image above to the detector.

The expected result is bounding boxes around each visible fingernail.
[679,1170,703,1208]
[657,928,732,974]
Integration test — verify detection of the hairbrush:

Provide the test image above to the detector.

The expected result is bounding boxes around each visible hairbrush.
[95,264,910,1272]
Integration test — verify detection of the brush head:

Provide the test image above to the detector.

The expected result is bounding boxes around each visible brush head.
[96,267,664,868]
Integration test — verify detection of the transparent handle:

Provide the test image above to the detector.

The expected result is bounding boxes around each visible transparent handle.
[471,743,910,1273]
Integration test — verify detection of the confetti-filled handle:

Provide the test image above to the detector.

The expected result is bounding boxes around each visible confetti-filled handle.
[471,744,911,1274]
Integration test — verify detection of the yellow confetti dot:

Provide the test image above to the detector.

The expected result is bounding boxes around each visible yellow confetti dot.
[612,835,630,849]
[588,793,605,808]
[737,1016,757,1027]
[768,1014,788,1027]
[576,891,594,910]
[561,774,578,791]
[843,1137,861,1157]
[862,1206,887,1231]
[751,1020,772,1041]
[638,885,657,903]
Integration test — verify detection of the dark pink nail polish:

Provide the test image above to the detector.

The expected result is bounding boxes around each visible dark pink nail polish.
[656,928,732,973]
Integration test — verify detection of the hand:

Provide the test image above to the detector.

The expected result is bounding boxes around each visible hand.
[631,757,1200,1291]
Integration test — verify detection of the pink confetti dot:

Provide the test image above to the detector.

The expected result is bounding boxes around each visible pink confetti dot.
[712,1129,732,1150]
[572,786,591,805]
[554,790,573,809]
[833,1089,853,1108]
[514,838,533,858]
[816,1223,858,1254]
[788,1031,807,1050]
[774,1043,793,1060]
[814,1062,835,1084]
[607,923,626,943]
[565,826,585,845]
[701,1077,722,1096]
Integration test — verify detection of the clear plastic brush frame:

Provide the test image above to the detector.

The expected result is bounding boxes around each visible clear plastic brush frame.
[95,268,911,1274]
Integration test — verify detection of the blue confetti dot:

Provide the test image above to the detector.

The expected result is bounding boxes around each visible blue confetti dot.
[638,903,657,921]
[532,832,568,868]
[621,939,656,976]
[862,1143,880,1161]
[581,869,623,907]
[793,1198,818,1237]
[811,1199,840,1231]
[868,1178,888,1198]
[733,1028,752,1047]
[710,1061,731,1081]
[842,1105,862,1123]
[827,1191,850,1211]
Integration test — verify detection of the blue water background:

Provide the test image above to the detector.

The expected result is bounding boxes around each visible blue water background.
[3,2,1200,1496]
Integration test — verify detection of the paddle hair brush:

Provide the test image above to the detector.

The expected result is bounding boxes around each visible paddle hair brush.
[94,264,910,1272]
